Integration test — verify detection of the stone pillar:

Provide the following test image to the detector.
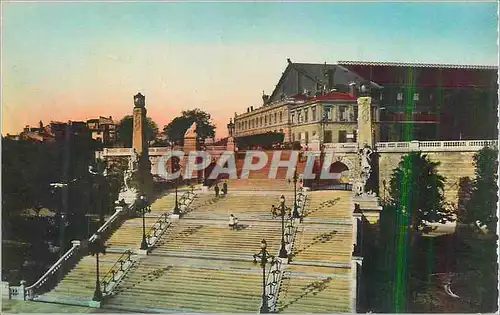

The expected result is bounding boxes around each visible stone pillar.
[132,93,147,156]
[183,123,199,182]
[226,136,235,151]
[132,93,152,194]
[357,96,373,148]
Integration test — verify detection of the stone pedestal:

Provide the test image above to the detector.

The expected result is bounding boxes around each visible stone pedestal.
[118,189,138,207]
[137,249,148,256]
[169,214,180,221]
[88,301,101,308]
[226,136,235,151]
[352,195,382,224]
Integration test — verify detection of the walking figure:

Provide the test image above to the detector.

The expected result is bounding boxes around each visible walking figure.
[214,183,220,197]
[222,181,228,195]
[228,214,235,229]
[234,217,239,230]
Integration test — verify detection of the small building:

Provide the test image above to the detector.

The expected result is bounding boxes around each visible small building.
[86,116,117,145]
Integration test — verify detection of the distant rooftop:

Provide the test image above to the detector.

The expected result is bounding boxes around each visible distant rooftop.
[338,60,498,70]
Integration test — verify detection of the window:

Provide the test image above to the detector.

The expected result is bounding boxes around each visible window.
[311,106,316,121]
[312,131,316,137]
[274,113,277,124]
[338,130,347,143]
[397,93,403,101]
[305,131,309,143]
[297,111,302,123]
[279,112,283,123]
[324,130,332,143]
[291,113,295,124]
[380,94,383,101]
[260,117,263,127]
[354,106,358,121]
[304,108,309,122]
[265,116,267,125]
[414,93,419,101]
[339,106,347,122]
[324,107,332,121]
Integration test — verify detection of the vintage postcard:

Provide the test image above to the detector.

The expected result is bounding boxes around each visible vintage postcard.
[1,1,498,313]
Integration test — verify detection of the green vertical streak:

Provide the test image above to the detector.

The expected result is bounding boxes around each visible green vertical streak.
[394,68,415,312]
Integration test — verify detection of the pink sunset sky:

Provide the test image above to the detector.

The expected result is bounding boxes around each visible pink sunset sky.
[2,2,497,137]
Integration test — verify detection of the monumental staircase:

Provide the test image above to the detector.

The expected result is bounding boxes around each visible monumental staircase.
[16,180,360,313]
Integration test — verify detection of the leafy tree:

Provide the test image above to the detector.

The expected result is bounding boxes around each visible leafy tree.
[456,177,473,223]
[464,146,498,232]
[389,151,453,233]
[116,115,159,147]
[163,109,216,144]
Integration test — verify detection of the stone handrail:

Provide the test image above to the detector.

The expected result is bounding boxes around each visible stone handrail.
[100,147,184,157]
[24,202,133,300]
[24,240,81,300]
[376,140,497,152]
[101,250,135,296]
[89,204,130,243]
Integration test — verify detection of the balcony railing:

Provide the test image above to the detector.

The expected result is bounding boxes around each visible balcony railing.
[376,140,498,152]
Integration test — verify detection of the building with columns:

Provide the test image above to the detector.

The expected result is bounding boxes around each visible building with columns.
[233,59,497,146]
[233,59,381,147]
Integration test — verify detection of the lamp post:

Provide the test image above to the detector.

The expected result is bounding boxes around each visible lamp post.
[253,239,274,314]
[89,233,106,302]
[288,170,300,219]
[89,164,108,227]
[171,144,181,215]
[138,195,151,250]
[271,195,290,259]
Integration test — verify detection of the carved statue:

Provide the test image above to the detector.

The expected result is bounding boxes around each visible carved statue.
[184,122,197,138]
[123,150,140,191]
[360,146,373,174]
[354,146,374,196]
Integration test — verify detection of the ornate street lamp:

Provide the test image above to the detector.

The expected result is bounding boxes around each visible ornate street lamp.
[138,195,151,250]
[288,170,301,219]
[89,233,106,302]
[271,195,290,259]
[253,239,275,314]
[171,144,181,215]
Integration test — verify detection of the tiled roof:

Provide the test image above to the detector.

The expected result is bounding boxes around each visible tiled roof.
[338,60,497,70]
[313,90,356,101]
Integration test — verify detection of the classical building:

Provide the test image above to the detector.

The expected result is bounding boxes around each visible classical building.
[334,61,497,141]
[86,116,117,145]
[233,59,497,145]
[233,59,381,147]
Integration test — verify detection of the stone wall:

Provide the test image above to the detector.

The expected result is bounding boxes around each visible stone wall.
[378,151,477,205]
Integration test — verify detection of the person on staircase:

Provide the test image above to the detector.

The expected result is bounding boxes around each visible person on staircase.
[222,181,228,195]
[229,214,235,229]
[214,183,220,197]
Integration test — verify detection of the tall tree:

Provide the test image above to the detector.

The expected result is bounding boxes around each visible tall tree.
[389,151,454,232]
[163,109,216,144]
[116,115,159,147]
[465,146,498,232]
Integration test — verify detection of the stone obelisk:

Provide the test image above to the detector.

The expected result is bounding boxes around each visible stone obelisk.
[132,93,152,195]
[133,93,147,155]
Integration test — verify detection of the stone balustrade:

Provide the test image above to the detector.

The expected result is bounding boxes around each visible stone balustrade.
[376,140,497,152]
[23,240,81,300]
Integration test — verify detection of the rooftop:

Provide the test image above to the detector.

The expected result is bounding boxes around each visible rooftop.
[337,60,498,70]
